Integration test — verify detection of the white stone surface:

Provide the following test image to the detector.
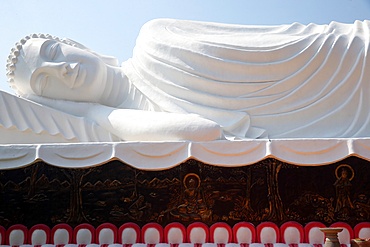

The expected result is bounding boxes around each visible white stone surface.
[0,138,368,169]
[3,19,370,142]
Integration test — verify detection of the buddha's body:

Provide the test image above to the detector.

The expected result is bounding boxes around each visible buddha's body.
[3,19,370,142]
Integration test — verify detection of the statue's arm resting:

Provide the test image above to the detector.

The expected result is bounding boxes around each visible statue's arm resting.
[24,96,222,141]
[86,106,223,141]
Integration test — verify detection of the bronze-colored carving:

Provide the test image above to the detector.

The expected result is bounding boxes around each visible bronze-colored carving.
[334,164,355,220]
[0,158,370,228]
[164,173,213,222]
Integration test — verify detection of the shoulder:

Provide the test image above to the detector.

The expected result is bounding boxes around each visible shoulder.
[141,18,175,29]
[137,19,180,43]
[141,18,202,32]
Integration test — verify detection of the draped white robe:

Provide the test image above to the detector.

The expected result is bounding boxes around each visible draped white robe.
[122,19,370,139]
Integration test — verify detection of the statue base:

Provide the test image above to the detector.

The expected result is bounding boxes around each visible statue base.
[320,228,343,247]
[352,239,370,247]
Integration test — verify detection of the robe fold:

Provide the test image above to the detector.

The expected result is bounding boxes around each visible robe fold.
[123,18,370,139]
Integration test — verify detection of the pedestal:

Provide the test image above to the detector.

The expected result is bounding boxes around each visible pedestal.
[351,239,370,247]
[320,228,343,247]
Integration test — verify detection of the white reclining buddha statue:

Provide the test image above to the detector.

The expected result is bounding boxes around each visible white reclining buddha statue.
[2,18,370,143]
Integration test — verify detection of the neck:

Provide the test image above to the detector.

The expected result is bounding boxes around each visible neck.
[99,65,128,107]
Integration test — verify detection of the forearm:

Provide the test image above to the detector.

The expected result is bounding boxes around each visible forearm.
[24,96,223,141]
[86,106,223,141]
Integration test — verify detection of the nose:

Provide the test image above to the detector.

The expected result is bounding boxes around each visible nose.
[43,62,68,79]
[66,63,79,74]
[45,62,78,75]
[44,62,79,87]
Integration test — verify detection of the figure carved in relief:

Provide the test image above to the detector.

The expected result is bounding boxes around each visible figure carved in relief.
[334,164,354,219]
[170,173,212,221]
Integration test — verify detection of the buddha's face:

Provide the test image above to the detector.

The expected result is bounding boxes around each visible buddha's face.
[14,38,107,102]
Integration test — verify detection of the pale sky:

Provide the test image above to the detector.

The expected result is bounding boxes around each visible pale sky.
[1,0,369,93]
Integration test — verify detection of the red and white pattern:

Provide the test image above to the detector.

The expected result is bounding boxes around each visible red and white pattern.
[233,222,256,247]
[330,222,354,247]
[29,224,50,246]
[74,223,95,246]
[187,222,209,247]
[142,223,163,247]
[96,223,117,246]
[0,221,368,247]
[304,222,326,247]
[51,223,73,246]
[7,224,28,246]
[119,222,141,246]
[354,222,370,239]
[164,222,187,247]
[210,222,232,247]
[0,225,6,245]
[257,222,280,246]
[279,221,310,247]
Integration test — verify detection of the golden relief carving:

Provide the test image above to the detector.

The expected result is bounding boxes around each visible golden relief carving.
[0,159,369,227]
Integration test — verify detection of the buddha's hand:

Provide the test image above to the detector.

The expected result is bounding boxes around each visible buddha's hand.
[24,94,94,117]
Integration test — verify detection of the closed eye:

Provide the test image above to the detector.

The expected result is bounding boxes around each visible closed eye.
[49,43,60,60]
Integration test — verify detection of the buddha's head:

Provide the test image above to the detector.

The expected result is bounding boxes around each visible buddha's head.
[6,34,117,102]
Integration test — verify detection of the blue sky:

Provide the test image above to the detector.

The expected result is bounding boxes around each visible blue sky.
[1,0,369,93]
